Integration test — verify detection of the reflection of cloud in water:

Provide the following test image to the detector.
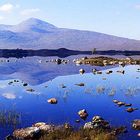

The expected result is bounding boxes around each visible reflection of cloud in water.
[2,93,16,100]
[0,56,116,86]
[26,91,41,95]
[0,84,7,89]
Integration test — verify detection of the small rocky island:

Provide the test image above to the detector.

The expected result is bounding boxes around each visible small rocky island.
[74,56,140,66]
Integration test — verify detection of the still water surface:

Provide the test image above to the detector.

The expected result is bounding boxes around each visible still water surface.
[0,55,140,140]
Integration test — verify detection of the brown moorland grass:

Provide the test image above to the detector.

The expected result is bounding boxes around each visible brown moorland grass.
[39,128,117,140]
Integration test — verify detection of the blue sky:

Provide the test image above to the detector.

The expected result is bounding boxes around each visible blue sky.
[0,0,140,39]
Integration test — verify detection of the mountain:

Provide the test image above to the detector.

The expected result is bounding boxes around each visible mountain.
[0,18,140,51]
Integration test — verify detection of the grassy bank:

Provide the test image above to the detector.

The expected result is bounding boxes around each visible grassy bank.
[40,128,117,140]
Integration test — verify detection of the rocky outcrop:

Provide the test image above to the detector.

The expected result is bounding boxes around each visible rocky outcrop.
[12,122,54,140]
[13,127,40,139]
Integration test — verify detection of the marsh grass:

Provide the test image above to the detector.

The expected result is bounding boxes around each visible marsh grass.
[39,128,117,140]
[0,110,21,127]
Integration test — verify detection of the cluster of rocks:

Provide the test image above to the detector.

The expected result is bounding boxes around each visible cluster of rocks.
[51,58,69,65]
[38,58,69,65]
[6,122,74,140]
[75,56,140,66]
[0,59,10,63]
[8,80,20,85]
[79,68,125,75]
[84,115,127,136]
[6,115,140,139]
[84,116,110,130]
[113,100,138,113]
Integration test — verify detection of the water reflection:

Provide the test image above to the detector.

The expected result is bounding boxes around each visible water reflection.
[0,55,115,85]
[0,56,140,140]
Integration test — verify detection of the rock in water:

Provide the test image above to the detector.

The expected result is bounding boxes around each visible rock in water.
[126,108,138,113]
[13,127,40,139]
[92,116,110,129]
[47,98,58,104]
[132,120,140,130]
[78,109,88,119]
[75,83,85,86]
[84,115,110,130]
[113,100,119,103]
[124,103,132,107]
[117,102,125,107]
[106,70,113,74]
[33,122,54,133]
[79,69,85,74]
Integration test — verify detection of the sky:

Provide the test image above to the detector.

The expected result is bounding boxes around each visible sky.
[0,0,140,39]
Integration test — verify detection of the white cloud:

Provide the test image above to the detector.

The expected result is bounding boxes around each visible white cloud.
[0,3,14,13]
[20,8,40,16]
[0,16,4,20]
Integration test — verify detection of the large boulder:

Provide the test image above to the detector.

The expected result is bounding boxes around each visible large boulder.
[13,127,40,139]
[132,120,140,130]
[33,122,54,133]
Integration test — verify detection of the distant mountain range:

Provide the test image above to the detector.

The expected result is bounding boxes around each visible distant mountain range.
[0,18,140,51]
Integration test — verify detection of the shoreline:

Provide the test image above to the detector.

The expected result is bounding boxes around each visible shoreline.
[6,115,127,140]
[0,48,140,58]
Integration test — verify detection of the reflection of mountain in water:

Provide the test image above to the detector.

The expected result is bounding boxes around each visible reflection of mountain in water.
[0,56,115,85]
